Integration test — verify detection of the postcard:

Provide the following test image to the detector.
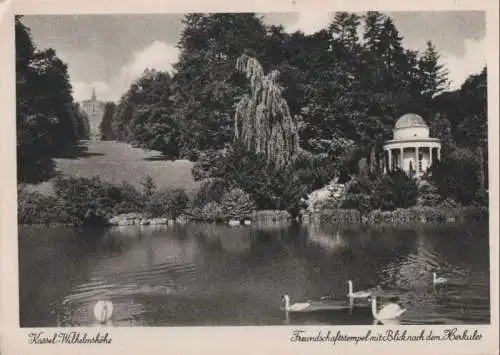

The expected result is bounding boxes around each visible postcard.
[1,0,498,354]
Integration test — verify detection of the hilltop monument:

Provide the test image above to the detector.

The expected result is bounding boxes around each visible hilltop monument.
[81,88,105,140]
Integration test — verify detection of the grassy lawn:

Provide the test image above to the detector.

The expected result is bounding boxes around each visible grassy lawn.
[27,140,199,195]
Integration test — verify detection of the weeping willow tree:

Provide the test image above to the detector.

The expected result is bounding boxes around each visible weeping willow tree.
[234,54,299,169]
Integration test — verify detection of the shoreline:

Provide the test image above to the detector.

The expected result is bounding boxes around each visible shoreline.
[18,205,489,228]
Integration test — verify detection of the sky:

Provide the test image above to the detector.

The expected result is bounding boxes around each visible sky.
[21,11,487,102]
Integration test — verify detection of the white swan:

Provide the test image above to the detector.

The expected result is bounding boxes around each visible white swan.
[282,294,311,312]
[433,272,448,285]
[347,280,372,298]
[94,300,114,324]
[371,296,406,321]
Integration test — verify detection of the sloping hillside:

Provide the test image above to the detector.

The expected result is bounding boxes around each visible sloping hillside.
[28,140,198,195]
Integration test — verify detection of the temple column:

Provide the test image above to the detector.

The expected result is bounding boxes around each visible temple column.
[383,150,387,173]
[415,146,419,172]
[400,147,404,169]
[438,147,441,161]
[429,147,433,169]
[388,149,392,172]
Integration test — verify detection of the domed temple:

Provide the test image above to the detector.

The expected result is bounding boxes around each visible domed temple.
[383,113,441,178]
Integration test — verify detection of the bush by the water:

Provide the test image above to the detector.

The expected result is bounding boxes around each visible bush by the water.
[251,210,292,223]
[192,143,331,217]
[341,169,418,214]
[363,205,488,225]
[305,208,361,224]
[140,175,189,220]
[51,176,144,225]
[430,148,484,205]
[18,175,190,226]
[185,187,256,222]
[18,185,61,224]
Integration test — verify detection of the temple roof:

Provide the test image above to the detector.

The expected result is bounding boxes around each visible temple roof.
[395,113,428,129]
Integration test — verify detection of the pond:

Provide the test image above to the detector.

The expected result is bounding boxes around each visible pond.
[18,221,490,327]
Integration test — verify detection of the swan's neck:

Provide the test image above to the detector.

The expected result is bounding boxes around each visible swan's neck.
[371,298,378,318]
[284,297,290,310]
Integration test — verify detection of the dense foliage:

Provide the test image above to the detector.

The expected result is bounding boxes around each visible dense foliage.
[16,16,90,183]
[18,176,190,226]
[17,12,488,220]
[99,102,116,140]
[105,13,485,183]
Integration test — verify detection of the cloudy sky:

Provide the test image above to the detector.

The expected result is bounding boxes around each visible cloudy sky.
[21,11,486,102]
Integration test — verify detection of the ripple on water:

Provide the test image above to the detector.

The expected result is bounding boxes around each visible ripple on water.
[58,258,198,326]
[21,222,490,326]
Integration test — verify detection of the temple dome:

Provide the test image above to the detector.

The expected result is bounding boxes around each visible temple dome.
[395,113,428,130]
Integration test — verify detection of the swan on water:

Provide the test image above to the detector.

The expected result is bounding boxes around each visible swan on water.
[370,296,406,321]
[433,272,448,285]
[282,294,311,312]
[94,300,114,324]
[347,280,372,298]
[282,294,355,313]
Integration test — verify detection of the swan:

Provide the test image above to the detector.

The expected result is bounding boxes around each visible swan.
[282,294,311,312]
[371,296,406,321]
[347,280,372,298]
[433,272,448,285]
[94,300,114,324]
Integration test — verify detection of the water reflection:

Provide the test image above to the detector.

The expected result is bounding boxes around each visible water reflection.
[19,222,490,327]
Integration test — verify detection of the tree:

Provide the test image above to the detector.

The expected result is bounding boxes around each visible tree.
[16,16,84,183]
[418,41,449,99]
[329,12,361,54]
[234,54,300,169]
[431,66,487,189]
[169,13,268,157]
[429,112,454,156]
[456,67,487,188]
[100,102,116,140]
[431,147,481,205]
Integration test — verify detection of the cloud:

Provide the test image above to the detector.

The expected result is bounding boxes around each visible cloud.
[441,37,486,91]
[285,11,334,35]
[72,41,180,102]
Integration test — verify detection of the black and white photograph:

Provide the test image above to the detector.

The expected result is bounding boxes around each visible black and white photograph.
[13,9,493,330]
[3,3,498,354]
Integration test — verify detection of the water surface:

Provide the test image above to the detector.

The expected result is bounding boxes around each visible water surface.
[19,222,490,326]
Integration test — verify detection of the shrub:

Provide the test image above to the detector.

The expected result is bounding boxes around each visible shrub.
[185,187,256,222]
[201,201,224,221]
[341,193,373,215]
[316,209,361,224]
[473,188,489,207]
[140,175,156,202]
[52,176,117,225]
[18,186,62,224]
[417,181,442,207]
[112,182,144,214]
[219,188,256,220]
[166,188,190,220]
[191,143,312,216]
[191,178,227,208]
[144,187,188,219]
[372,170,419,210]
[251,210,291,223]
[191,149,227,180]
[431,147,481,205]
[50,175,150,226]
